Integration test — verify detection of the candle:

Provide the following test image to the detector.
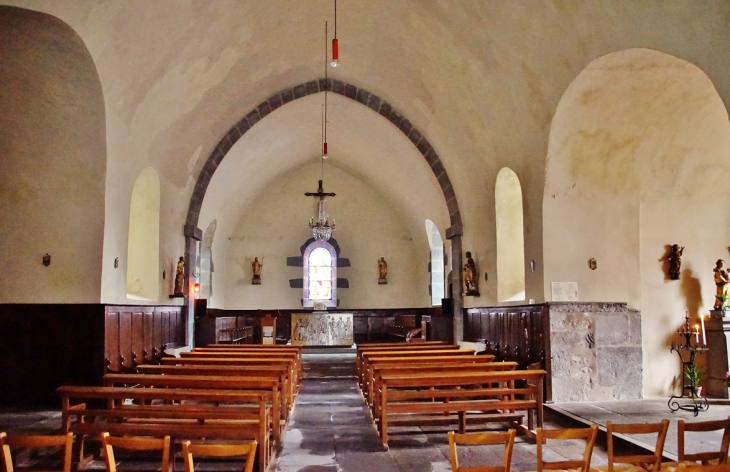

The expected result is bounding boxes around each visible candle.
[695,324,700,344]
[701,314,707,345]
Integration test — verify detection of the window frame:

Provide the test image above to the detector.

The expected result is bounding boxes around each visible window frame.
[302,240,338,309]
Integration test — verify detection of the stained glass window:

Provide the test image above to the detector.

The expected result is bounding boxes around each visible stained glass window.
[308,247,333,300]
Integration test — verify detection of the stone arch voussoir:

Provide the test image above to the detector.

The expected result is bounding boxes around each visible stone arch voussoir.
[185,79,461,236]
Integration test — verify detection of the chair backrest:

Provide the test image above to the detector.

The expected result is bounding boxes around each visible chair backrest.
[678,416,730,465]
[181,440,258,472]
[0,432,74,472]
[536,425,598,472]
[447,429,516,472]
[100,433,171,472]
[606,420,670,472]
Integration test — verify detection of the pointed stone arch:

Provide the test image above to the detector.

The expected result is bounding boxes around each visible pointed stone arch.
[185,79,461,235]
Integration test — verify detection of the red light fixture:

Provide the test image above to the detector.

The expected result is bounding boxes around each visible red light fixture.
[330,0,339,67]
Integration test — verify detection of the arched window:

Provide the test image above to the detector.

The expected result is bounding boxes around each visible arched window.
[127,167,160,301]
[495,167,525,302]
[303,240,337,309]
[425,220,444,306]
[200,220,217,300]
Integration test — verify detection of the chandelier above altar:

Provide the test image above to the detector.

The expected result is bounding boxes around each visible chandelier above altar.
[306,180,336,241]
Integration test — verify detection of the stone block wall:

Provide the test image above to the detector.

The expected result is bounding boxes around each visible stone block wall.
[549,302,642,402]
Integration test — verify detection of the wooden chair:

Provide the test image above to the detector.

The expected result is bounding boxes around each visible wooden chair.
[606,420,669,472]
[536,425,598,472]
[0,432,74,472]
[677,416,730,467]
[100,433,171,472]
[181,440,258,472]
[447,429,516,472]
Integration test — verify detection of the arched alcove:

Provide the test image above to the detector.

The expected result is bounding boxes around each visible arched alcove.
[127,167,161,301]
[0,6,106,303]
[544,48,730,397]
[495,168,526,302]
[425,219,445,306]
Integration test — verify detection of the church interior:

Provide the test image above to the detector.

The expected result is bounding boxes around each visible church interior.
[2,1,730,470]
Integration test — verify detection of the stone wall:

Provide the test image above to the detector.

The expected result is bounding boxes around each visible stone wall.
[549,302,642,402]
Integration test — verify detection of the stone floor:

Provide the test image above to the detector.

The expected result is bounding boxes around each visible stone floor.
[276,351,610,472]
[548,398,730,461]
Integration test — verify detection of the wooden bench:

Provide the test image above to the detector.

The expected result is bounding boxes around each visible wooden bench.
[179,352,301,386]
[57,386,271,472]
[359,349,475,391]
[362,354,497,403]
[366,358,508,409]
[136,364,295,414]
[194,346,302,368]
[376,369,546,447]
[161,357,299,390]
[370,361,517,416]
[102,374,285,443]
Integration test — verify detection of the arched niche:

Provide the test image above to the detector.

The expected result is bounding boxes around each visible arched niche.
[425,219,445,306]
[127,167,161,301]
[495,168,525,302]
[0,6,106,303]
[544,48,730,398]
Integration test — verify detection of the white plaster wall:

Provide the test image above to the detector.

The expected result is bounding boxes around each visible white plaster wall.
[219,164,429,310]
[0,6,106,303]
[545,49,730,397]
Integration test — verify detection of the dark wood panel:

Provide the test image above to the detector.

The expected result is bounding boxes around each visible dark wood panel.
[131,311,144,365]
[464,304,551,401]
[105,311,120,372]
[0,304,106,407]
[119,311,133,370]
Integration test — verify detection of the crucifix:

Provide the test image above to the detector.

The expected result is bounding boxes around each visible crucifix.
[305,180,336,241]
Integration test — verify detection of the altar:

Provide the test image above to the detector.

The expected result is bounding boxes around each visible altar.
[291,312,353,346]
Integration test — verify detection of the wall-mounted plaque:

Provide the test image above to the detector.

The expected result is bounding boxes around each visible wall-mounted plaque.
[291,312,353,346]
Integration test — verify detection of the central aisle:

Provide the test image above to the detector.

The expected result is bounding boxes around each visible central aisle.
[275,351,402,472]
[275,350,609,472]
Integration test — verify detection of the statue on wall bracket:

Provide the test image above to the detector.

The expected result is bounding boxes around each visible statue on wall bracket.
[666,244,684,280]
[463,251,480,296]
[173,256,185,296]
[378,257,388,284]
[252,257,262,285]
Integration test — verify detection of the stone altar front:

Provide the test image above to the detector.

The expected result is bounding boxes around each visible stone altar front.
[291,312,353,346]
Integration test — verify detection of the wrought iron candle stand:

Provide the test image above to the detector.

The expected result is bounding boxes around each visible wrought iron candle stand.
[668,313,709,416]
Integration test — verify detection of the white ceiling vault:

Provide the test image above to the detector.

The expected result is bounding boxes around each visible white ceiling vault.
[2,0,729,303]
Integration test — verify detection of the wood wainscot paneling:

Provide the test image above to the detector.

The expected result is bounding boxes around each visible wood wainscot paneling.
[104,305,186,373]
[0,304,105,406]
[199,308,441,346]
[0,304,186,407]
[464,304,551,401]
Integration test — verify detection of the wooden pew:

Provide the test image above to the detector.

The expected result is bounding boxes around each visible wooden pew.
[194,346,302,368]
[136,364,295,414]
[161,357,299,390]
[365,356,505,408]
[103,374,284,443]
[57,386,271,472]
[359,349,474,391]
[376,369,546,447]
[355,343,458,373]
[179,352,301,386]
[370,361,517,416]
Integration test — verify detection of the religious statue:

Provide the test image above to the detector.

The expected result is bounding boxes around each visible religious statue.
[252,257,262,285]
[714,259,729,309]
[378,257,388,284]
[666,244,684,280]
[173,256,184,296]
[463,251,479,296]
